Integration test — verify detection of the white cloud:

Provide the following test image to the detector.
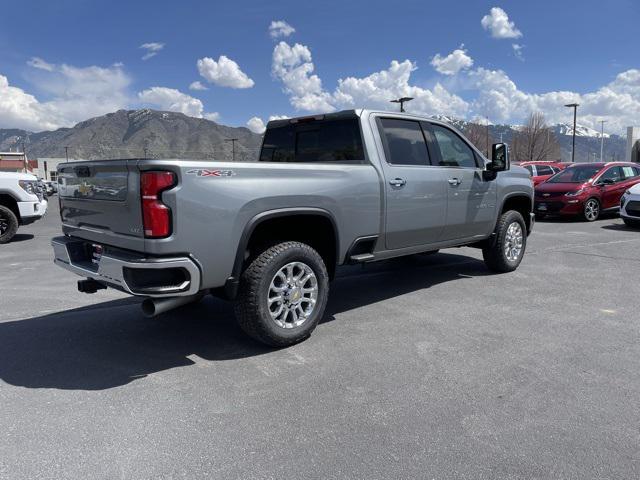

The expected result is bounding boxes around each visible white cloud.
[272,41,336,112]
[27,57,54,71]
[269,115,289,121]
[271,41,468,117]
[468,67,640,132]
[197,55,254,89]
[270,40,640,134]
[431,47,473,75]
[0,60,131,131]
[0,75,58,131]
[512,44,525,61]
[269,20,295,39]
[246,116,266,133]
[140,42,165,60]
[189,81,208,91]
[481,7,522,39]
[138,86,204,118]
[204,112,220,122]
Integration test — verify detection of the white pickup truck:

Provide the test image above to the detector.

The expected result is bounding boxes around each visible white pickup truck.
[0,172,48,243]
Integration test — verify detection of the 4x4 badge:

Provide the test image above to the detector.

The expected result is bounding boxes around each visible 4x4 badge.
[186,169,235,177]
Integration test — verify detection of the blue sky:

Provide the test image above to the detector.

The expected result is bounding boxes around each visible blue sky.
[1,0,639,133]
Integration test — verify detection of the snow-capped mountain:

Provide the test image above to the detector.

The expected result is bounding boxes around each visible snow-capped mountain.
[428,115,624,162]
[0,110,627,163]
[554,123,610,139]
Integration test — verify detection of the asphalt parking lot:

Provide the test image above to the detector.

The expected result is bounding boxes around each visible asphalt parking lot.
[1,199,639,479]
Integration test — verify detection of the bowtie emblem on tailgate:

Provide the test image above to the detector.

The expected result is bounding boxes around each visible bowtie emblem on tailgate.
[186,169,235,177]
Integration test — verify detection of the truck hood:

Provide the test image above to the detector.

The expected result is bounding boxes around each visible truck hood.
[628,182,640,195]
[0,172,37,181]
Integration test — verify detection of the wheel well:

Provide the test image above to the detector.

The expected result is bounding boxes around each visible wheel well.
[502,195,532,233]
[0,194,20,221]
[244,214,338,278]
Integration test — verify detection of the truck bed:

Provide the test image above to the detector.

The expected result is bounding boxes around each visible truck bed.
[57,158,382,289]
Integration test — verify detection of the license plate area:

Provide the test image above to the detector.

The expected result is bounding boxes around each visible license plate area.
[90,243,103,264]
[65,241,101,272]
[537,203,547,211]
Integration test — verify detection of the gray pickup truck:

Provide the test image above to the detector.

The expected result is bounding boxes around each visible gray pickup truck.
[52,109,533,346]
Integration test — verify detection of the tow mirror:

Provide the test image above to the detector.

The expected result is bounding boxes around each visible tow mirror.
[489,143,509,172]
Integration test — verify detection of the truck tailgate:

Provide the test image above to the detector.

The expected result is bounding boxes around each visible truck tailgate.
[57,160,145,251]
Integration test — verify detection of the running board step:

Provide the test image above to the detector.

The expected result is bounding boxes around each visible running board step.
[349,253,375,263]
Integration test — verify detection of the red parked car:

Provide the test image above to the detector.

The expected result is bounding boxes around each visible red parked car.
[519,161,567,186]
[534,162,640,221]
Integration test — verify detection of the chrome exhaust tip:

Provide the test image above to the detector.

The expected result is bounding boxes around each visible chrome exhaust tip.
[141,294,203,318]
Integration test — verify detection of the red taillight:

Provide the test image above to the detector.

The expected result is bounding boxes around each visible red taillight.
[141,171,176,238]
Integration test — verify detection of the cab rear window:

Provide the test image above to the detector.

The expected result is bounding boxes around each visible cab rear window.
[259,118,365,163]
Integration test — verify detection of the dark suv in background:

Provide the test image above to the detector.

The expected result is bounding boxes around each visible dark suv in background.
[534,162,640,221]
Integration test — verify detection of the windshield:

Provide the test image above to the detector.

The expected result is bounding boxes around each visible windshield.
[547,165,601,183]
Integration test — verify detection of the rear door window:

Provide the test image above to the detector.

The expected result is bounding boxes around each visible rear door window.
[622,166,638,179]
[260,117,364,163]
[378,118,431,166]
[536,165,554,176]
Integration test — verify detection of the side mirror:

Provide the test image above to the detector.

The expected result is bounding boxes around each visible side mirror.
[598,178,615,186]
[489,143,510,172]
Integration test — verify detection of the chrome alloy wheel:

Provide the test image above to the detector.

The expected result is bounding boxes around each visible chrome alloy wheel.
[267,262,318,329]
[585,199,599,221]
[504,222,524,262]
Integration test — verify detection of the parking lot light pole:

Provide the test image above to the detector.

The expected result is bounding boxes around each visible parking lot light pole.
[564,103,579,163]
[225,138,238,162]
[599,120,607,162]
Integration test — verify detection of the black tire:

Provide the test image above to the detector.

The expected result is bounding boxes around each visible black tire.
[583,198,600,222]
[0,205,19,244]
[234,241,329,347]
[482,210,527,273]
[623,217,640,228]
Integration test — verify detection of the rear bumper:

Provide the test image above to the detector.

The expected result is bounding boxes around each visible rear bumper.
[51,236,201,297]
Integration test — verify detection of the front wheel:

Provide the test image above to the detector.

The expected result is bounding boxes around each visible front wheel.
[583,198,600,222]
[234,241,329,347]
[483,210,527,273]
[0,205,19,244]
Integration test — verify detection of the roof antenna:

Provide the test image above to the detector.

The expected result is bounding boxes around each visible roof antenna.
[390,97,414,113]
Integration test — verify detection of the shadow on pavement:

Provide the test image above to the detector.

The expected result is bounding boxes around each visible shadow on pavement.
[601,223,640,232]
[0,252,488,391]
[8,233,35,243]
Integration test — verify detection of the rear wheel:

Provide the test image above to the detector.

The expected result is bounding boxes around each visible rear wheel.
[0,205,18,244]
[483,210,527,273]
[234,241,329,347]
[583,198,600,222]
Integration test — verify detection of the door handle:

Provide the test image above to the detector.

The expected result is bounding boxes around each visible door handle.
[389,178,407,187]
[448,177,462,186]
